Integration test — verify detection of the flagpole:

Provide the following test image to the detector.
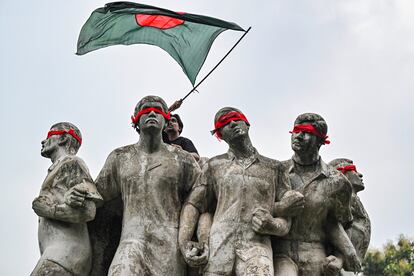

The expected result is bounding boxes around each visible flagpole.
[168,26,252,112]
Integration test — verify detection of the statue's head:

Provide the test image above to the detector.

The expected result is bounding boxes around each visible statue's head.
[329,158,364,193]
[41,122,82,158]
[290,113,328,153]
[131,95,169,134]
[212,107,250,143]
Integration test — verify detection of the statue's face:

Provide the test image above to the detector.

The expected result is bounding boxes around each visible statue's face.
[346,170,364,193]
[41,128,61,158]
[220,119,249,143]
[138,101,166,134]
[291,127,319,153]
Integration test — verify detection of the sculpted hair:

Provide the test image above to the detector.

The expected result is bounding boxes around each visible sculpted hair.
[133,95,169,133]
[294,113,328,145]
[50,122,82,154]
[329,158,353,169]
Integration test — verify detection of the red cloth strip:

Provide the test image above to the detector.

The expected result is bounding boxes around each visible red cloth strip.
[337,165,357,174]
[211,111,250,140]
[47,129,82,144]
[289,124,330,145]
[131,107,171,125]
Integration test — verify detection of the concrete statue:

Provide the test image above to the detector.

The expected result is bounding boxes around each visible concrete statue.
[329,158,371,276]
[179,107,292,276]
[90,96,201,275]
[31,105,370,276]
[272,113,360,276]
[31,122,102,276]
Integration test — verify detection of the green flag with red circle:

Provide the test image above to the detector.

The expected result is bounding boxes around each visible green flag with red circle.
[77,2,245,85]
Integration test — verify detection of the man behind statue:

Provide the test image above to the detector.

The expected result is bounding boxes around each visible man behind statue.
[94,95,201,275]
[164,113,200,161]
[179,107,292,276]
[31,122,102,276]
[272,113,357,276]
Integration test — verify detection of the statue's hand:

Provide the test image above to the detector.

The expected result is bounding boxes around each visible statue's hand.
[252,208,275,235]
[32,196,52,214]
[64,185,88,208]
[324,255,343,276]
[180,241,209,267]
[276,190,305,217]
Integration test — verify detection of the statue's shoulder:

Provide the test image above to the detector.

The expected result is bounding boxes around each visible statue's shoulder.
[59,155,89,173]
[111,144,136,155]
[280,159,293,171]
[257,154,281,168]
[105,144,137,160]
[206,153,230,169]
[165,144,195,163]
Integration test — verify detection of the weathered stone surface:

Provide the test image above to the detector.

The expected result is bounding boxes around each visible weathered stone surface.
[89,96,200,275]
[32,122,102,276]
[179,107,291,276]
[32,110,371,276]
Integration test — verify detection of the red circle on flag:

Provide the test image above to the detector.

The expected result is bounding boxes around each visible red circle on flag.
[135,14,184,29]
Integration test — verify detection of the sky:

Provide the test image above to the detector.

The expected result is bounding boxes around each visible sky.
[1,0,413,274]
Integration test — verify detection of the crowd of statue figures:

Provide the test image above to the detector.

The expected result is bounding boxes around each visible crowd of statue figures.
[31,95,371,276]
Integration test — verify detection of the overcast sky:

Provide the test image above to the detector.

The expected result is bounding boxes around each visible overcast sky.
[1,0,413,274]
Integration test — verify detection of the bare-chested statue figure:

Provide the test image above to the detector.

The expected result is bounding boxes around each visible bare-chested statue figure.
[329,159,371,276]
[93,95,201,275]
[179,107,291,276]
[272,113,358,276]
[31,122,102,276]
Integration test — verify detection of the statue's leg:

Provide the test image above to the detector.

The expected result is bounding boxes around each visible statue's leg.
[108,241,147,276]
[203,226,236,276]
[273,255,298,276]
[31,259,73,276]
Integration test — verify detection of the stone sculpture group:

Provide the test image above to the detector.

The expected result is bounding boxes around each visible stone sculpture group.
[31,95,370,276]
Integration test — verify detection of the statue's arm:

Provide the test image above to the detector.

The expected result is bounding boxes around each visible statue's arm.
[197,212,212,245]
[325,221,361,274]
[179,162,212,267]
[32,195,96,224]
[325,176,360,273]
[95,151,121,202]
[179,203,200,248]
[252,208,291,236]
[273,163,305,217]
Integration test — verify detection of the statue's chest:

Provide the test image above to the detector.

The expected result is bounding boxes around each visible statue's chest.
[118,153,182,195]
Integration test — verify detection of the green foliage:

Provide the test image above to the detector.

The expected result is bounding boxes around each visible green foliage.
[363,235,414,276]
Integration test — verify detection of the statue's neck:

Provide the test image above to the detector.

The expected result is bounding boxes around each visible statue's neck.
[138,131,163,153]
[50,148,69,163]
[292,150,320,166]
[229,136,255,159]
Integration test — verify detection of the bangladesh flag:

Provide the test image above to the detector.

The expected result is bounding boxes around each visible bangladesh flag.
[77,2,245,85]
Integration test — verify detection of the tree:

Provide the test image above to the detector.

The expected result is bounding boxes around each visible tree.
[363,235,414,276]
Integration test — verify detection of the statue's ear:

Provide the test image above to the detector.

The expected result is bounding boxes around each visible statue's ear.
[57,134,70,146]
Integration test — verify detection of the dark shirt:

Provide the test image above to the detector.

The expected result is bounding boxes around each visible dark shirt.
[164,136,198,154]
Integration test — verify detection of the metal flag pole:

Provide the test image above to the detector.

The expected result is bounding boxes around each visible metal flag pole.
[168,26,252,112]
